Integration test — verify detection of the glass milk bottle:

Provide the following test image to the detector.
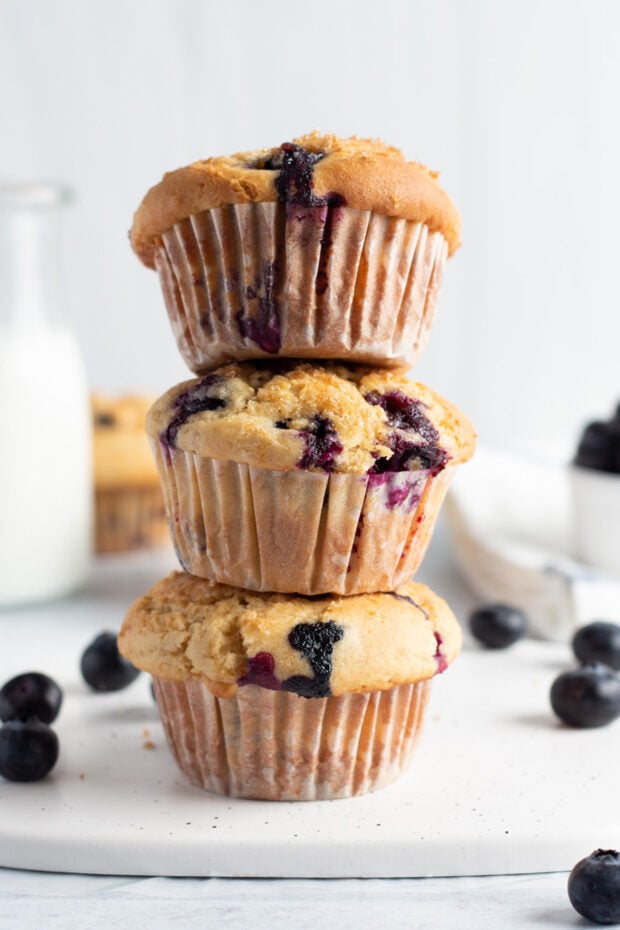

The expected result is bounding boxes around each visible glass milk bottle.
[0,184,92,605]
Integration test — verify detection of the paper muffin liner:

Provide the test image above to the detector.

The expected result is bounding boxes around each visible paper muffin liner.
[152,677,431,800]
[153,202,448,372]
[154,443,456,594]
[94,485,169,553]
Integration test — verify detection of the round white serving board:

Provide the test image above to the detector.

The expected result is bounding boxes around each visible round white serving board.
[0,548,616,878]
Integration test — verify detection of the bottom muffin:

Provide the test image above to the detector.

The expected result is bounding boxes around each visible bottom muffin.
[119,572,461,800]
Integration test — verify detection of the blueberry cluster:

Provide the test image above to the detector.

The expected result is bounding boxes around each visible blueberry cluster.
[0,633,140,783]
[575,404,620,473]
[0,673,61,782]
[550,621,620,729]
[469,606,620,729]
[468,604,620,919]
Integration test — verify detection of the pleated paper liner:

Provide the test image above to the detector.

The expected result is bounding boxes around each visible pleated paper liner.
[152,677,431,801]
[153,444,456,595]
[153,202,448,373]
[94,485,169,553]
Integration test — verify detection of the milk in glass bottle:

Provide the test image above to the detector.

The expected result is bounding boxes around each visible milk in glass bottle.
[0,184,91,605]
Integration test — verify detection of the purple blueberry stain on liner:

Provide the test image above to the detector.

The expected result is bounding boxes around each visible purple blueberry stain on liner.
[236,259,282,354]
[367,471,425,512]
[247,143,347,314]
[160,374,226,450]
[315,201,346,296]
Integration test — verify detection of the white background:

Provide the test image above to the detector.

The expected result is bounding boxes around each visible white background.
[2,0,619,453]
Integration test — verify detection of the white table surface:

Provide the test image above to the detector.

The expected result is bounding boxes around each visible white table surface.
[0,520,595,928]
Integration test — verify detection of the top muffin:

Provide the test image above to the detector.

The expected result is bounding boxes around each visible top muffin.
[129,133,461,372]
[131,132,461,268]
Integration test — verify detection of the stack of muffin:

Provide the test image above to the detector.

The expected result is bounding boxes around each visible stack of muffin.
[119,133,475,801]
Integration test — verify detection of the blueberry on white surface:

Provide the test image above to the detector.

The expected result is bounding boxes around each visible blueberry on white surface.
[568,849,620,924]
[575,408,620,474]
[0,671,63,724]
[469,604,527,649]
[550,663,620,728]
[573,622,620,671]
[80,632,140,692]
[0,718,59,782]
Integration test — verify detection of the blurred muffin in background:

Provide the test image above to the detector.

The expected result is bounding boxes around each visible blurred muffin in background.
[92,394,168,553]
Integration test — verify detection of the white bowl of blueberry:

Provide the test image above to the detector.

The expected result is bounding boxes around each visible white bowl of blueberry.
[572,402,620,575]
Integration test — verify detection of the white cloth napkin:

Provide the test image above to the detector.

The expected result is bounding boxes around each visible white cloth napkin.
[445,446,620,640]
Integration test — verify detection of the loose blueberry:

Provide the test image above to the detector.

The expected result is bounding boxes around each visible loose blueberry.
[573,622,620,671]
[568,849,620,924]
[469,604,528,649]
[0,718,59,782]
[80,632,141,692]
[550,663,620,728]
[575,415,620,474]
[0,672,63,724]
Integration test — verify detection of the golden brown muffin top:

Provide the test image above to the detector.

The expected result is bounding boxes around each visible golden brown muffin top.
[146,360,476,475]
[131,132,461,267]
[119,571,461,698]
[92,393,159,489]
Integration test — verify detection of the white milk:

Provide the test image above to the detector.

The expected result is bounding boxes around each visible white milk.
[0,184,92,606]
[0,324,92,605]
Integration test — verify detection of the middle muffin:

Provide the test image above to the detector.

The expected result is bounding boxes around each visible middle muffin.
[147,359,475,595]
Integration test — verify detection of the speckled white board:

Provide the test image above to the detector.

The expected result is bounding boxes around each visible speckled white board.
[0,554,616,878]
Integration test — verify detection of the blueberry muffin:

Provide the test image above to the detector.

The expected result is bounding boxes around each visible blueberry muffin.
[130,132,461,372]
[119,571,461,800]
[92,394,168,553]
[146,360,476,594]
